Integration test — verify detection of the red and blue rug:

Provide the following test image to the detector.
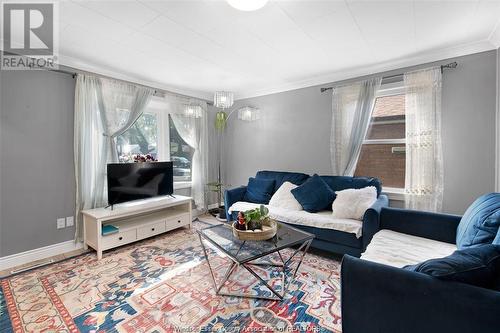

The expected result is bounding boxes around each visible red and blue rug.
[0,221,342,332]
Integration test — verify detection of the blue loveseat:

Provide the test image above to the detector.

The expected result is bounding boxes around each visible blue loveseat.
[341,204,500,333]
[224,170,389,256]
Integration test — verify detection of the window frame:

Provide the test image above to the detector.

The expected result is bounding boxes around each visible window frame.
[361,81,406,199]
[127,96,192,190]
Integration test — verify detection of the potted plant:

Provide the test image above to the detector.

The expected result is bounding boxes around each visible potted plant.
[233,205,277,240]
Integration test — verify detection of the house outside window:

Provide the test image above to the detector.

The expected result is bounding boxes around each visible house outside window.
[116,97,194,187]
[354,82,405,195]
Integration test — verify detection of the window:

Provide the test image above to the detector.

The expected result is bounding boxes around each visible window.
[117,112,158,162]
[354,83,406,190]
[169,115,194,182]
[115,97,194,186]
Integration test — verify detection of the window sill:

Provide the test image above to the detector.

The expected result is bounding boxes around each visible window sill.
[382,187,405,201]
[174,181,192,190]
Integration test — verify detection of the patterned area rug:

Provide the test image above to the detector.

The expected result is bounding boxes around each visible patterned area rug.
[0,221,342,332]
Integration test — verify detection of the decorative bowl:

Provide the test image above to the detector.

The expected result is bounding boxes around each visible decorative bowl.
[232,218,277,241]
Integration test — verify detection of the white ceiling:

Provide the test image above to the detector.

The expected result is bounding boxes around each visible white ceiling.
[7,1,500,100]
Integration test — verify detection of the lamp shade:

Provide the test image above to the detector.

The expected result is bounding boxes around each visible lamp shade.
[214,91,234,109]
[237,106,260,121]
[184,104,203,118]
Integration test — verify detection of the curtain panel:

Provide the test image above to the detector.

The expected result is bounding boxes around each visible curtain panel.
[404,67,444,212]
[330,77,382,176]
[166,96,209,211]
[74,75,154,240]
[74,75,107,225]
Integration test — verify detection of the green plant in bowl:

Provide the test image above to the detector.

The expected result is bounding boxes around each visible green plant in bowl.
[243,205,269,230]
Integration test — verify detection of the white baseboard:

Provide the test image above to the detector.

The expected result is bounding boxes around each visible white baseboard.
[0,240,83,271]
[0,205,224,272]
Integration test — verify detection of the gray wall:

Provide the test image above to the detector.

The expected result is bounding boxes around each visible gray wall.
[441,51,497,214]
[207,107,223,207]
[0,70,76,256]
[0,50,497,256]
[497,47,500,192]
[0,70,203,257]
[224,50,498,215]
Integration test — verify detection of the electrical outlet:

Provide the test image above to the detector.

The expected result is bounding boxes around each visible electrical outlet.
[57,218,66,229]
[66,216,74,227]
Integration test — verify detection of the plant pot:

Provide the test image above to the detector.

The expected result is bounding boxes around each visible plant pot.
[218,206,226,219]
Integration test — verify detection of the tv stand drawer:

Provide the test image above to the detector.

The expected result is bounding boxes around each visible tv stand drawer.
[102,229,136,250]
[166,213,190,230]
[137,221,167,239]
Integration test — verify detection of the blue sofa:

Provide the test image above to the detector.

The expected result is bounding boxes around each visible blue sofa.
[224,170,389,257]
[341,206,500,333]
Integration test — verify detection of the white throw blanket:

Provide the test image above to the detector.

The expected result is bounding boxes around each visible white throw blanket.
[361,229,457,268]
[228,202,363,238]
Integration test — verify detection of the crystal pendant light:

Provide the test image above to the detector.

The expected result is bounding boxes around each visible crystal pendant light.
[213,91,234,109]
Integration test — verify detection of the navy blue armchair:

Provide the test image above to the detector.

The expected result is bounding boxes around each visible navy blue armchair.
[341,207,500,333]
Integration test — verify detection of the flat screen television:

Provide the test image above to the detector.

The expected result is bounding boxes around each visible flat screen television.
[107,162,173,206]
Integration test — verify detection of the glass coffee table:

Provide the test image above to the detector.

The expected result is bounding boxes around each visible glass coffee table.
[197,222,314,301]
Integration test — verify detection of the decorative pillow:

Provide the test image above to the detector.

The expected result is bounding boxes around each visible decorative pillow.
[268,181,303,211]
[291,174,335,213]
[331,186,377,220]
[456,193,500,249]
[404,245,500,289]
[243,177,275,204]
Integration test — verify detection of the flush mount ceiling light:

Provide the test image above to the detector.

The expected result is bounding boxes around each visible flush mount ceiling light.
[226,0,269,11]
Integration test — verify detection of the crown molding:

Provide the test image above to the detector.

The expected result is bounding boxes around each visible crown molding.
[57,54,213,101]
[0,42,213,101]
[234,40,497,100]
[2,38,497,104]
[489,22,500,48]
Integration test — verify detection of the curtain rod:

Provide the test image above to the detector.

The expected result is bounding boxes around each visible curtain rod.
[37,64,214,105]
[320,62,458,93]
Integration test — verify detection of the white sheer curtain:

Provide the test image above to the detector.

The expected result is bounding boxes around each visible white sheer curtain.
[74,75,106,220]
[74,75,154,240]
[331,77,382,176]
[167,96,209,211]
[99,79,154,163]
[404,67,444,212]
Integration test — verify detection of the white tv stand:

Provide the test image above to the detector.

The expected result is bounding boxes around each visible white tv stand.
[82,195,192,259]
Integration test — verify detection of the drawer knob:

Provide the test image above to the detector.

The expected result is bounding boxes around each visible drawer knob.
[151,228,155,231]
[178,220,181,223]
[119,237,123,241]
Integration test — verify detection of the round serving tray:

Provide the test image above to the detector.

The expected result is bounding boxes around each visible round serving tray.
[232,219,278,241]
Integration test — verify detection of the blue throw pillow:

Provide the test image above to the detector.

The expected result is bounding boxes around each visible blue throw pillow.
[243,177,275,204]
[456,193,500,249]
[404,245,500,289]
[291,174,335,213]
